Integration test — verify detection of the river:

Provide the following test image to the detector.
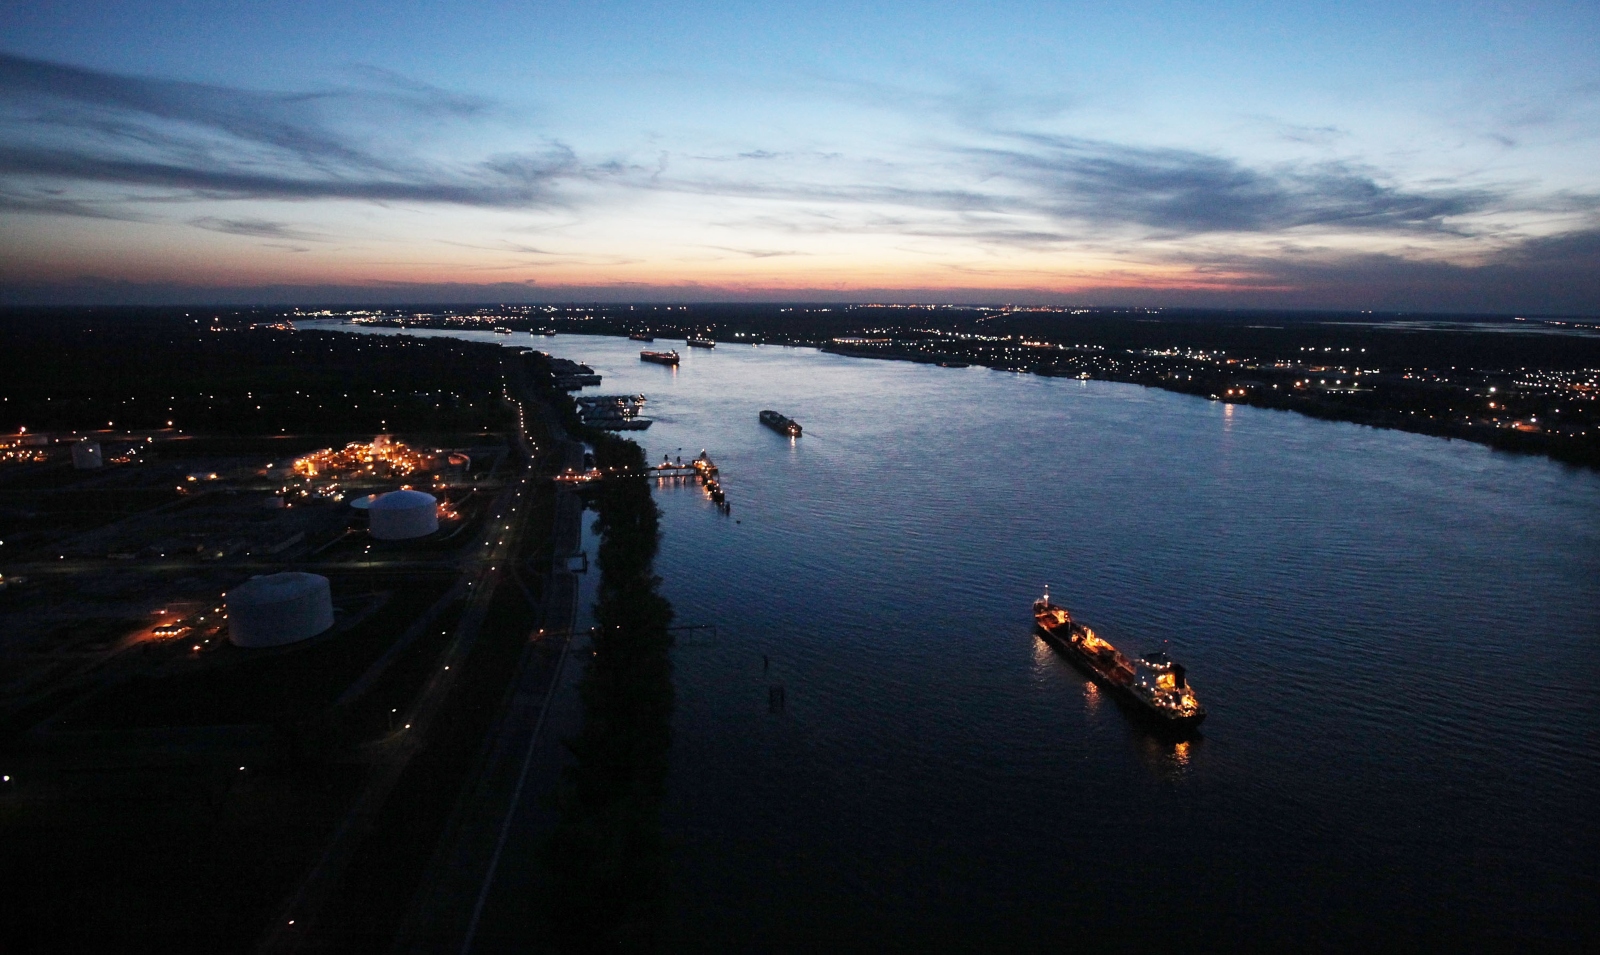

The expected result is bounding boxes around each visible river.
[315,324,1600,950]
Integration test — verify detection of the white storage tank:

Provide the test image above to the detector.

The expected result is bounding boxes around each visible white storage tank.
[72,438,103,470]
[226,572,335,648]
[368,489,439,540]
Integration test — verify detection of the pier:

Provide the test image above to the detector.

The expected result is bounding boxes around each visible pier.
[552,450,720,486]
[552,450,732,511]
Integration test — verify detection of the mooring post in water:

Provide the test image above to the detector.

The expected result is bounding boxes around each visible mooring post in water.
[769,685,786,712]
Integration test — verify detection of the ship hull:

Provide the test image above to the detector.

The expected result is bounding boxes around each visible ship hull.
[1036,620,1206,730]
[760,411,802,436]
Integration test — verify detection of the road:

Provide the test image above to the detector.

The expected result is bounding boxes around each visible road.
[256,361,556,955]
[388,425,587,953]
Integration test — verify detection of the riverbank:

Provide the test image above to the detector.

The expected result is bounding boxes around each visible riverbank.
[818,340,1600,469]
[544,391,676,951]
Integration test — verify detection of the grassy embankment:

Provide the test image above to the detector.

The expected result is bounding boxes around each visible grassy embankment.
[544,435,677,950]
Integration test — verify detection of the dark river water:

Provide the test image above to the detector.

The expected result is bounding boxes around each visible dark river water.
[320,325,1600,951]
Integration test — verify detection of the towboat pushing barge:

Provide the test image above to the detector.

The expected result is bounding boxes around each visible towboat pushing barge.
[760,410,802,436]
[1033,587,1205,728]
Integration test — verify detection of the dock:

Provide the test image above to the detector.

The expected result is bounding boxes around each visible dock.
[553,450,720,487]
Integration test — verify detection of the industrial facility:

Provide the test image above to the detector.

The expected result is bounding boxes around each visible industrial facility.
[71,438,103,470]
[225,572,336,647]
[368,489,440,540]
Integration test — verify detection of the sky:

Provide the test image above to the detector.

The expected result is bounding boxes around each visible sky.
[1,1,1597,312]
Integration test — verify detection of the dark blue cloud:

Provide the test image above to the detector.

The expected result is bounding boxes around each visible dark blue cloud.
[0,52,578,208]
[973,134,1497,234]
[188,217,322,241]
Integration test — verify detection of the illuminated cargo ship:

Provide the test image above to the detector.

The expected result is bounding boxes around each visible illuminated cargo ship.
[760,410,802,436]
[1033,586,1205,728]
[629,332,655,341]
[640,350,680,365]
[686,336,716,348]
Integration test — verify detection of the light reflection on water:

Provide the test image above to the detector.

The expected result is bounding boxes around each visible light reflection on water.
[1081,676,1102,715]
[317,324,1600,951]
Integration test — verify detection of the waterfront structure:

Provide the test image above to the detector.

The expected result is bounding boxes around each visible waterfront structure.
[225,572,335,647]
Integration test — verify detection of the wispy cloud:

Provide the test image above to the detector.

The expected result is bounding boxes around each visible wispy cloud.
[967,134,1496,235]
[0,52,583,208]
[0,52,1511,241]
[8,52,1493,242]
[703,246,810,258]
[189,216,322,241]
[0,184,148,220]
[5,52,1596,313]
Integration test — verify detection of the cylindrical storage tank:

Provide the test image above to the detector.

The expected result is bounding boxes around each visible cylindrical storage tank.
[368,489,439,540]
[72,438,103,470]
[225,572,334,648]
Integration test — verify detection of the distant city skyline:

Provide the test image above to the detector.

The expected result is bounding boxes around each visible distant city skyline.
[2,1,1597,312]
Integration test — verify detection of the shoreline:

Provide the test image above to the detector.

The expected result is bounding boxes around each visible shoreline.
[315,319,1600,472]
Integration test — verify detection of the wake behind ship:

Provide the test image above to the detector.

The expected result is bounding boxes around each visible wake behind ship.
[1033,587,1205,728]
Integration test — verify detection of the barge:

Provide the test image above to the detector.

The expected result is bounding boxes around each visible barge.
[629,332,655,342]
[640,350,680,365]
[577,394,652,430]
[686,336,716,348]
[760,410,802,436]
[1033,586,1205,728]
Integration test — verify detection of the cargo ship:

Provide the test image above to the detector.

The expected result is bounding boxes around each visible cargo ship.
[640,350,680,365]
[686,336,716,348]
[629,332,655,342]
[1033,586,1205,728]
[760,410,802,436]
